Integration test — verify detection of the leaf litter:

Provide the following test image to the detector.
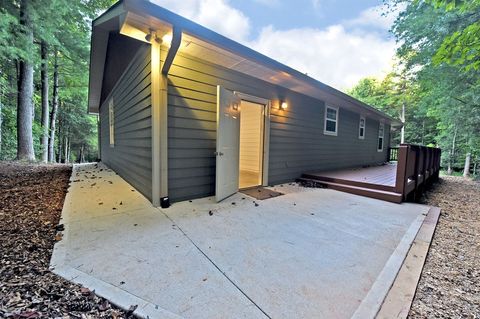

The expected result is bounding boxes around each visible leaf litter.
[0,162,132,318]
[409,176,480,318]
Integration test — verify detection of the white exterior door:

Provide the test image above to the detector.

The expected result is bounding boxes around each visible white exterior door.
[215,86,241,202]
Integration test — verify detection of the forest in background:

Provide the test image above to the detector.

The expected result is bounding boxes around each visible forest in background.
[350,0,479,174]
[0,0,478,174]
[0,0,114,163]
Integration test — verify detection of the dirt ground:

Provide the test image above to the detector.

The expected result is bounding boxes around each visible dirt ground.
[0,162,130,319]
[409,175,480,318]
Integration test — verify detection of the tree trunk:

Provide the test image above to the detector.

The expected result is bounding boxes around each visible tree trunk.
[48,51,59,162]
[79,144,84,163]
[63,136,67,163]
[0,83,3,156]
[67,138,71,163]
[421,120,425,145]
[463,152,471,177]
[400,101,406,144]
[64,135,69,163]
[17,0,35,161]
[57,128,63,163]
[447,125,457,175]
[40,41,49,163]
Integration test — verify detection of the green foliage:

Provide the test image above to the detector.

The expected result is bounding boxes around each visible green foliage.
[353,0,480,170]
[428,0,480,71]
[0,0,115,162]
[0,102,17,160]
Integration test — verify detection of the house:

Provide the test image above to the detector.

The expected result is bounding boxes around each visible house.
[88,0,402,208]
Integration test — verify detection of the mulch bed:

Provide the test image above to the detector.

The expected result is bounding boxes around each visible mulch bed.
[0,162,131,319]
[409,176,480,318]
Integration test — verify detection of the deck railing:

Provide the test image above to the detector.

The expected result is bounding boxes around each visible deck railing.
[395,144,441,201]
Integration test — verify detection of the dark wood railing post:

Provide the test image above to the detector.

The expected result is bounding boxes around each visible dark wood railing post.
[395,145,409,197]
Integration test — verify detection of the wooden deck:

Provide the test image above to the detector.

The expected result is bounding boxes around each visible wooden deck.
[306,164,397,188]
[298,144,441,204]
[300,164,402,203]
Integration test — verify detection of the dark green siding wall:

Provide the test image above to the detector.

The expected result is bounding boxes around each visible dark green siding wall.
[269,98,390,183]
[166,52,390,202]
[100,45,152,200]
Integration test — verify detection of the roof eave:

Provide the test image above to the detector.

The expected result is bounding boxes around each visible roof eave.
[87,1,126,114]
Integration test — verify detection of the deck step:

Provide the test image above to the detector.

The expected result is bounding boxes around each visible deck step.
[301,173,396,192]
[297,178,403,204]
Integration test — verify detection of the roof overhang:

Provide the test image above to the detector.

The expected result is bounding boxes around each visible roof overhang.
[88,0,401,126]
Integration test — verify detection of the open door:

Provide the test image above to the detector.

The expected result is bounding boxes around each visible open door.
[215,86,241,202]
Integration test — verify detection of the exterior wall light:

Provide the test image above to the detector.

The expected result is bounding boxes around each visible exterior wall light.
[162,33,173,46]
[232,102,239,110]
[145,29,161,43]
[280,101,288,110]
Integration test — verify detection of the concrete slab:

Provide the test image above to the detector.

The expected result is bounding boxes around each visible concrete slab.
[52,163,431,319]
[52,164,264,319]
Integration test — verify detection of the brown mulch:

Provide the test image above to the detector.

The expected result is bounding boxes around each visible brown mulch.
[409,176,480,318]
[0,162,131,319]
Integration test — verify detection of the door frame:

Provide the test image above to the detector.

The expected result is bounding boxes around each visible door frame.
[234,91,271,187]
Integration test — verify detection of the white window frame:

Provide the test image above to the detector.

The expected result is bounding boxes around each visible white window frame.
[377,122,384,152]
[359,116,366,139]
[109,99,115,147]
[324,105,339,136]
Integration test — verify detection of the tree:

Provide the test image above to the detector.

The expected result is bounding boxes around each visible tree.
[429,0,480,71]
[1,0,116,162]
[348,69,431,146]
[361,0,480,172]
[16,0,35,161]
[40,41,49,162]
[48,50,59,162]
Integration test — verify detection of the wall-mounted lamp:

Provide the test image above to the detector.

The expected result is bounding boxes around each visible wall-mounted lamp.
[162,33,173,47]
[232,103,239,111]
[280,101,288,110]
[145,29,161,43]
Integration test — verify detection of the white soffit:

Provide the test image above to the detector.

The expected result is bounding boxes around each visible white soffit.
[179,32,318,94]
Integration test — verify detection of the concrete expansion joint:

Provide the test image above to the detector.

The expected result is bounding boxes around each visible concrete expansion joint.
[158,208,272,319]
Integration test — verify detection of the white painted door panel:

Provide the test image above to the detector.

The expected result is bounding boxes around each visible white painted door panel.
[215,86,241,202]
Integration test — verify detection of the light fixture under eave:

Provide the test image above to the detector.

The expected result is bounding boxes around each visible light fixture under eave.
[162,33,173,47]
[280,101,288,110]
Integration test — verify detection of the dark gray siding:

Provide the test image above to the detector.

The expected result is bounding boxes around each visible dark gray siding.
[100,44,152,200]
[166,52,390,202]
[269,104,390,183]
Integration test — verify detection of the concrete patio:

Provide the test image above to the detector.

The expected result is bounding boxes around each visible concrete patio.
[51,163,432,319]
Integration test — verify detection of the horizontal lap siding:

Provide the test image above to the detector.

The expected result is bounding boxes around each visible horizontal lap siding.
[100,45,152,200]
[167,52,389,201]
[167,53,284,202]
[268,104,390,183]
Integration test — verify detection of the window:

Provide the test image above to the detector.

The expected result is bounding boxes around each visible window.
[377,123,384,152]
[324,105,338,136]
[359,116,366,139]
[109,99,114,147]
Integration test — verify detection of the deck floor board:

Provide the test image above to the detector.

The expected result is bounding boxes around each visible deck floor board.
[307,164,397,188]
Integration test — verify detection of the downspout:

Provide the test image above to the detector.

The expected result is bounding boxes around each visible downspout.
[151,27,182,208]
